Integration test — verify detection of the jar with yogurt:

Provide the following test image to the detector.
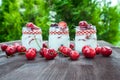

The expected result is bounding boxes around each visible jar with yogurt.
[22,22,42,51]
[75,21,97,53]
[48,21,70,50]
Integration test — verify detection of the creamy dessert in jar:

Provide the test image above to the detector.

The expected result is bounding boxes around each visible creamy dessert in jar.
[22,22,42,51]
[75,21,97,53]
[48,21,70,50]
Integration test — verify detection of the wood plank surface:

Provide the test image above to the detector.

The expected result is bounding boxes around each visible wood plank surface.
[0,41,120,80]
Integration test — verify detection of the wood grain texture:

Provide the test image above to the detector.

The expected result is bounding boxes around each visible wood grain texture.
[0,41,120,80]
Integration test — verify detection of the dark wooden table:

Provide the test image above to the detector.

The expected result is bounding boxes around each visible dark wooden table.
[0,40,120,80]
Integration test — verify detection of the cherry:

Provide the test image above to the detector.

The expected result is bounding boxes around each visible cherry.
[70,43,75,50]
[17,46,26,53]
[101,46,112,57]
[95,46,101,55]
[82,46,96,58]
[70,50,80,60]
[25,48,36,60]
[58,21,67,29]
[44,49,57,60]
[79,21,88,28]
[1,44,8,51]
[5,46,16,56]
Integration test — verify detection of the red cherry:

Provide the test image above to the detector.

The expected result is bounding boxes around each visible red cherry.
[25,48,36,60]
[44,49,57,60]
[61,47,72,57]
[70,50,80,60]
[13,43,21,52]
[101,46,112,57]
[82,46,91,57]
[43,43,47,48]
[17,46,26,53]
[82,45,90,54]
[67,48,72,57]
[48,49,57,57]
[26,22,35,28]
[70,43,74,50]
[1,44,8,51]
[59,46,66,53]
[58,21,67,29]
[5,46,16,56]
[95,46,101,55]
[39,48,47,57]
[26,22,39,29]
[82,46,96,58]
[89,47,96,58]
[79,21,88,28]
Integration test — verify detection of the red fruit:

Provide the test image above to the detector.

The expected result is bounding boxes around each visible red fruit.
[95,46,101,55]
[101,46,112,57]
[58,21,67,29]
[13,43,21,52]
[17,46,26,53]
[70,43,74,50]
[61,47,72,57]
[1,44,8,51]
[79,21,88,28]
[43,43,47,48]
[44,49,57,60]
[49,49,57,57]
[59,46,66,53]
[39,48,47,57]
[67,48,72,56]
[5,46,16,56]
[26,22,39,29]
[82,46,96,58]
[25,48,36,60]
[70,50,80,60]
[82,45,90,54]
[26,22,35,28]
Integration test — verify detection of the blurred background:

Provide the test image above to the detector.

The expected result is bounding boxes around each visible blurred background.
[0,0,120,46]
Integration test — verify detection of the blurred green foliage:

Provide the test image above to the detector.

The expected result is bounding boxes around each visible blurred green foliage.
[0,0,120,46]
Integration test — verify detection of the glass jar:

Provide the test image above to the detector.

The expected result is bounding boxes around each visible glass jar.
[48,26,70,50]
[75,26,97,53]
[22,27,43,51]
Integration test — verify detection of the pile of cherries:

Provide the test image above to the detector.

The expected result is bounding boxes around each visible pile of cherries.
[58,43,112,60]
[39,43,57,60]
[0,42,112,60]
[0,43,57,60]
[1,43,26,57]
[59,43,80,60]
[82,45,112,58]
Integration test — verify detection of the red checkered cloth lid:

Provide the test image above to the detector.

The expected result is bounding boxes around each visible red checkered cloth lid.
[76,29,96,36]
[49,31,69,35]
[22,30,42,34]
